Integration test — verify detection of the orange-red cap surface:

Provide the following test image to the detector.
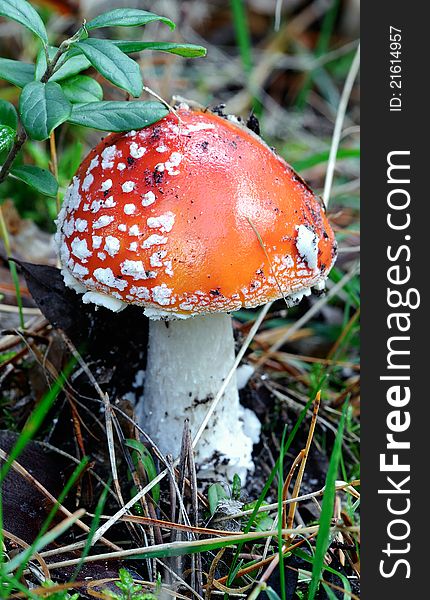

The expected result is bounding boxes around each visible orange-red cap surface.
[56,107,337,316]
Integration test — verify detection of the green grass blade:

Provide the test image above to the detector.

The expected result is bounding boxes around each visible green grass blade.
[0,359,75,568]
[5,510,85,574]
[296,0,341,110]
[0,571,39,598]
[307,404,347,600]
[13,456,89,582]
[72,482,110,580]
[226,395,315,586]
[291,147,360,172]
[277,427,287,600]
[126,528,316,560]
[230,0,252,74]
[294,548,352,598]
[0,358,76,485]
[322,582,339,599]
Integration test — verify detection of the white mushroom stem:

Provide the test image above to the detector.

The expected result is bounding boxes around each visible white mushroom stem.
[137,313,261,482]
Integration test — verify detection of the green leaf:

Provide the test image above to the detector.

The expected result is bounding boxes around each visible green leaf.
[86,8,175,31]
[112,40,207,58]
[208,483,229,516]
[61,75,103,104]
[51,54,92,82]
[10,165,58,197]
[265,588,282,600]
[242,501,273,531]
[126,439,160,504]
[232,473,241,500]
[0,99,18,130]
[19,81,72,141]
[0,125,15,153]
[294,549,352,600]
[35,46,92,83]
[0,58,35,88]
[0,0,48,44]
[71,38,142,97]
[68,101,168,132]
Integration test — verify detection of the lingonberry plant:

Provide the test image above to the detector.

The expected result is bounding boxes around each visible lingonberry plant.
[0,0,206,196]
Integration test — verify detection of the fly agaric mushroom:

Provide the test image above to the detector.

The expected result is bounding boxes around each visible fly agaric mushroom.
[55,105,337,482]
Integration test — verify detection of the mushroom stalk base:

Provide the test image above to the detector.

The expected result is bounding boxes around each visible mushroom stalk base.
[137,313,260,482]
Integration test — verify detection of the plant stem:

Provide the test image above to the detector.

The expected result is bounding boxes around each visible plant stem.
[41,25,86,83]
[0,26,86,328]
[49,131,60,213]
[40,46,65,83]
[0,23,85,185]
[0,128,27,185]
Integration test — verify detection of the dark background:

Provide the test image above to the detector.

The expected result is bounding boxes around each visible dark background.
[361,1,427,596]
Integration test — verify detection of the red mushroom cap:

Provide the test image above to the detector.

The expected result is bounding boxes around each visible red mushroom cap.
[56,107,337,316]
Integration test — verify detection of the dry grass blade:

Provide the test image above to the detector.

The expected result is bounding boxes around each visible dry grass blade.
[0,448,120,551]
[5,509,86,574]
[212,480,360,522]
[205,547,226,600]
[142,85,183,123]
[212,533,320,588]
[0,305,40,315]
[285,392,321,539]
[2,530,50,579]
[9,577,190,599]
[32,526,359,572]
[59,332,144,547]
[281,450,305,527]
[327,307,360,361]
[0,316,48,353]
[264,350,359,370]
